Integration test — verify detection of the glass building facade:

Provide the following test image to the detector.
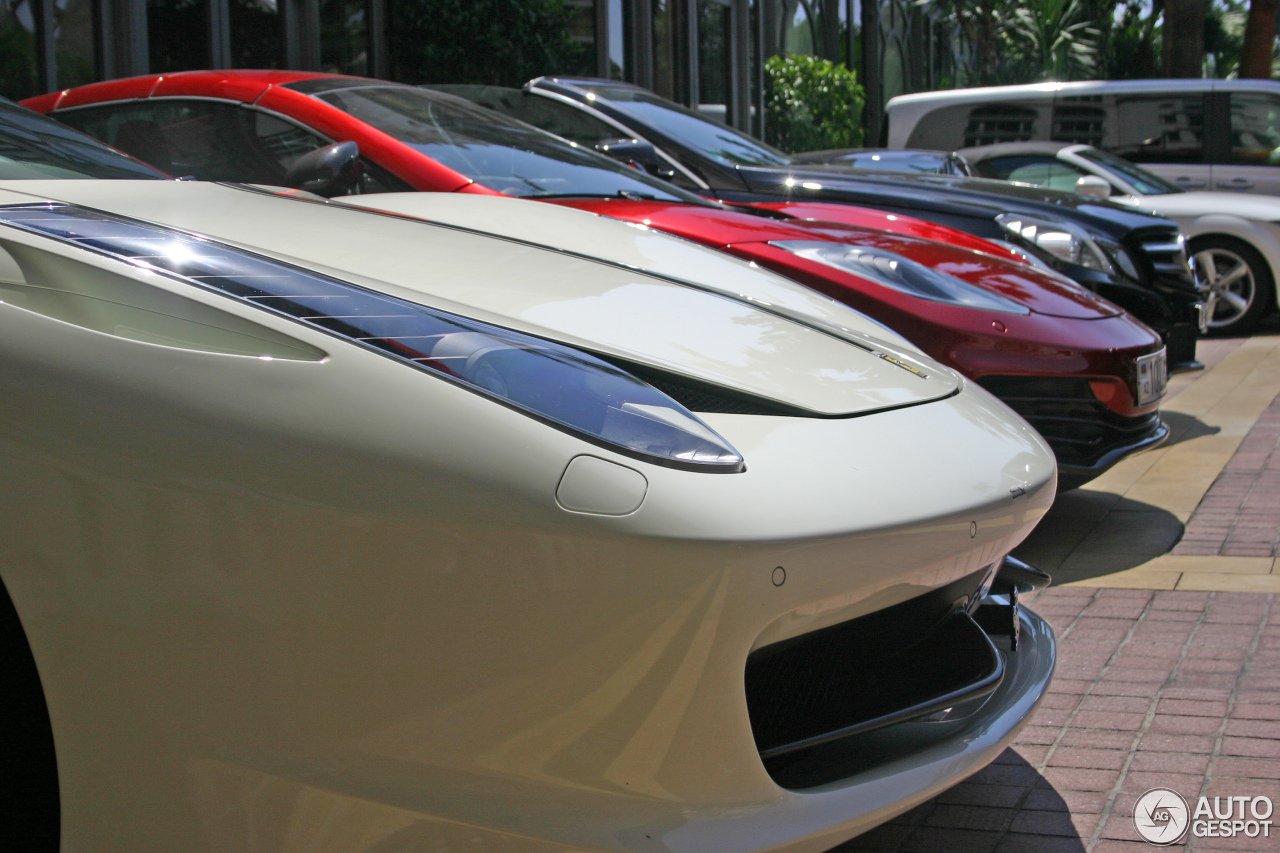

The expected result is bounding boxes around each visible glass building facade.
[2,0,954,140]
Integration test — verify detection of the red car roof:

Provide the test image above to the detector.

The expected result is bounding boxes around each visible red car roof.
[24,71,475,193]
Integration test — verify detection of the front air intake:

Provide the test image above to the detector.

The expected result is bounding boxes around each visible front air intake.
[745,569,1004,760]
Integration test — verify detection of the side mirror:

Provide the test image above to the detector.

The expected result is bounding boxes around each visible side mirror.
[1075,175,1112,199]
[285,141,363,198]
[594,138,674,179]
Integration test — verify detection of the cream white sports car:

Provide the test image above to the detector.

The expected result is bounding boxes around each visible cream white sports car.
[0,101,1056,853]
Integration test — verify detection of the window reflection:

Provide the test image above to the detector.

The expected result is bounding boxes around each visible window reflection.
[0,0,38,100]
[148,0,212,72]
[697,0,731,122]
[321,0,368,75]
[232,0,283,67]
[55,0,95,89]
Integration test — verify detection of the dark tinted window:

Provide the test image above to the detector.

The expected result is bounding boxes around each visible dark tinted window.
[905,100,1051,150]
[57,99,409,193]
[56,100,326,183]
[1227,92,1280,166]
[315,85,705,201]
[1092,94,1205,164]
[1051,99,1106,146]
[429,85,623,148]
[0,99,166,180]
[571,82,791,166]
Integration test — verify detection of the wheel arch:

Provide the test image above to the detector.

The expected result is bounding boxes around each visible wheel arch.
[0,574,60,849]
[1180,214,1280,301]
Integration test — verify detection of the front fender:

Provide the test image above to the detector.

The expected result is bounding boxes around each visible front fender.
[1177,213,1280,285]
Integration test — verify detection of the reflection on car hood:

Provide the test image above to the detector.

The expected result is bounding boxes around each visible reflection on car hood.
[0,181,959,416]
[760,225,1122,320]
[536,196,1118,320]
[735,166,1181,236]
[338,192,929,352]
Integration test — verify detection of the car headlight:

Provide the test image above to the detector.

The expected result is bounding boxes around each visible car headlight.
[773,241,1030,315]
[1100,241,1140,281]
[0,204,744,472]
[995,213,1115,274]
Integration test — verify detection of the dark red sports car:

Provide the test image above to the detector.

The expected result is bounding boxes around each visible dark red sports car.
[25,71,1169,486]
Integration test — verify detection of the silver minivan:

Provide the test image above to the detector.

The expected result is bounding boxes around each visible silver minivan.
[887,80,1280,196]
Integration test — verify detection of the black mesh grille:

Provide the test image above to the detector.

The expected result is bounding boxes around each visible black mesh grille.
[745,567,1000,759]
[1131,228,1197,292]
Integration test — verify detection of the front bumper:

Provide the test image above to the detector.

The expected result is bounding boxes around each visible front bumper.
[672,601,1057,852]
[977,375,1169,489]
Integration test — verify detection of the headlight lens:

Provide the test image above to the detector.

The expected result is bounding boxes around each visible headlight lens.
[0,204,744,472]
[1101,242,1141,281]
[996,213,1115,274]
[773,240,1030,315]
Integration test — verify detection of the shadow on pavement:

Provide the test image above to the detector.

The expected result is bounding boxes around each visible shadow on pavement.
[830,749,1085,851]
[1159,410,1220,448]
[1011,490,1184,585]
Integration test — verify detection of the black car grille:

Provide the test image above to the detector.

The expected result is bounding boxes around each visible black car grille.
[977,376,1164,469]
[1131,230,1196,292]
[746,567,1003,764]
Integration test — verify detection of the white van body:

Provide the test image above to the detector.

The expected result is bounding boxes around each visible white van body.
[887,80,1280,197]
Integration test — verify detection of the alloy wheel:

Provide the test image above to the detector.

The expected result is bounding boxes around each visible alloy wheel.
[1194,246,1257,331]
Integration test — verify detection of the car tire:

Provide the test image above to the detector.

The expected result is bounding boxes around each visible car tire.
[1190,235,1274,336]
[0,578,59,850]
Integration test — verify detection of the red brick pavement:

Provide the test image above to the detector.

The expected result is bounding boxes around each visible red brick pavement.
[831,588,1279,852]
[1175,392,1280,557]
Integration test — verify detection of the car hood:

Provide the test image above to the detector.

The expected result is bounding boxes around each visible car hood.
[0,181,958,416]
[735,166,1181,237]
[1122,191,1280,221]
[336,192,932,352]
[542,197,1119,320]
[732,201,1026,260]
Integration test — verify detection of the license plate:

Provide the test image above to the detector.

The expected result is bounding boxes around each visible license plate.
[1136,348,1168,405]
[1197,301,1211,333]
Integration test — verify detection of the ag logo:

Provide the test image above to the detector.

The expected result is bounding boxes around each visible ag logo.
[1134,788,1190,845]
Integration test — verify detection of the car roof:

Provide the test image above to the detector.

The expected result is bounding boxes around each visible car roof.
[886,79,1220,112]
[24,70,353,112]
[957,141,1074,161]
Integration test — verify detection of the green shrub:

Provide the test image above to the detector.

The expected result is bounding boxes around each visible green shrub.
[764,54,865,154]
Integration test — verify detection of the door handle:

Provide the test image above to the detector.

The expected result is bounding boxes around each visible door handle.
[1216,179,1255,190]
[1174,177,1207,188]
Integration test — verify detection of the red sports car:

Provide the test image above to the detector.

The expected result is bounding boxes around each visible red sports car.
[25,71,1169,486]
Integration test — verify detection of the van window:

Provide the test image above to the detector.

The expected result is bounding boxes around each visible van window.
[1090,94,1206,164]
[905,100,1050,150]
[1227,92,1280,166]
[1051,98,1106,146]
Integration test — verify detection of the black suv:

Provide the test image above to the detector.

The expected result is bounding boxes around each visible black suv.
[436,78,1207,370]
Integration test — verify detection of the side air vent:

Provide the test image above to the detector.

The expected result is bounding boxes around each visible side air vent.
[613,359,808,416]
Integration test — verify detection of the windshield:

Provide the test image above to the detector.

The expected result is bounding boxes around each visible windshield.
[1076,148,1181,195]
[573,82,793,167]
[0,98,167,180]
[315,86,704,201]
[798,149,967,175]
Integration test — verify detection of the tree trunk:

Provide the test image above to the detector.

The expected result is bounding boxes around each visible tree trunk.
[1162,0,1205,77]
[1240,0,1279,78]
